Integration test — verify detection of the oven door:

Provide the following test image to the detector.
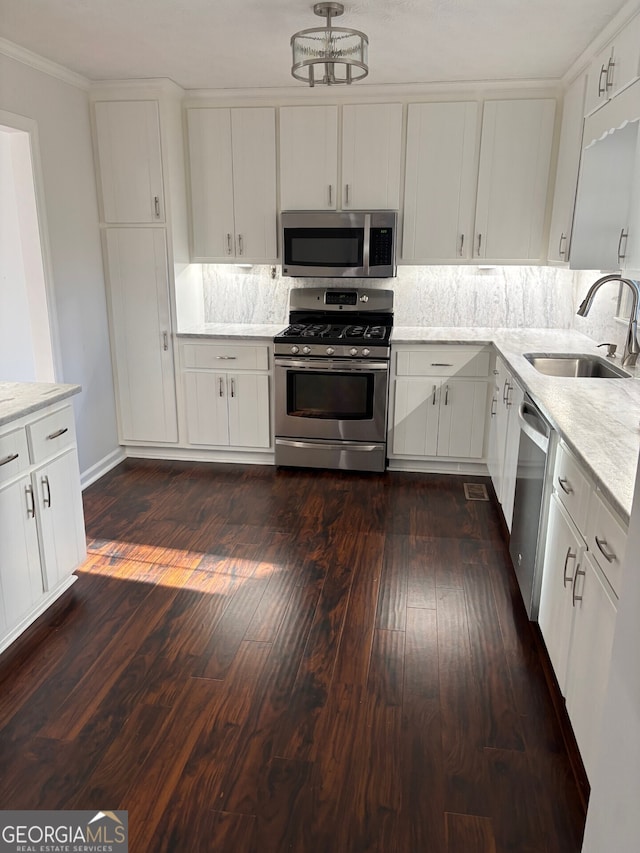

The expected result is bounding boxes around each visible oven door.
[275,357,389,443]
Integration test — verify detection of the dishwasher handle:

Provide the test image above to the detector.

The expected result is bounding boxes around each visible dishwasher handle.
[517,398,550,453]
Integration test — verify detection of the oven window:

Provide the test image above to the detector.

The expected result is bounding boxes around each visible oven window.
[287,370,373,419]
[284,228,364,267]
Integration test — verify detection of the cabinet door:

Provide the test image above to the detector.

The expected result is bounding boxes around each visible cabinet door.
[183,371,230,446]
[187,109,235,260]
[538,494,584,695]
[392,378,439,456]
[105,228,178,443]
[231,108,277,261]
[342,103,403,210]
[94,100,164,224]
[227,374,271,449]
[609,14,640,100]
[0,475,42,631]
[500,378,525,531]
[565,551,617,780]
[570,119,638,270]
[548,74,586,263]
[487,358,510,499]
[474,99,555,260]
[403,101,479,260]
[436,379,488,458]
[280,106,339,210]
[584,45,615,117]
[35,449,86,591]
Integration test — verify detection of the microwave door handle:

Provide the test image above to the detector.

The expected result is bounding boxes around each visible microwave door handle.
[363,212,371,276]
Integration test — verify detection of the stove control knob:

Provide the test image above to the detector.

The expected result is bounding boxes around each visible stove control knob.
[349,347,358,356]
[362,348,371,356]
[326,346,335,355]
[291,345,299,354]
[302,346,311,355]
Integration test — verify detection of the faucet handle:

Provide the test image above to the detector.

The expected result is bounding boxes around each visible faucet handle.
[597,342,618,358]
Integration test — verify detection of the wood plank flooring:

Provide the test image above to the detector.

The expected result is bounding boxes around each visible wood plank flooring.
[0,460,586,852]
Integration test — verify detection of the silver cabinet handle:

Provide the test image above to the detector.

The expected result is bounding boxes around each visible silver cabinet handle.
[154,195,160,217]
[598,64,608,96]
[606,57,615,90]
[572,565,585,606]
[490,395,497,417]
[459,233,465,257]
[563,546,576,588]
[617,228,628,265]
[595,535,616,563]
[226,233,233,255]
[431,362,453,367]
[218,377,224,397]
[230,378,236,398]
[163,331,169,351]
[557,476,573,495]
[215,355,237,360]
[42,474,51,508]
[237,234,243,256]
[25,484,35,518]
[432,384,437,405]
[559,232,567,257]
[476,233,482,256]
[444,384,449,406]
[345,184,350,205]
[502,378,510,404]
[505,384,513,408]
[47,427,69,440]
[328,184,332,206]
[0,452,19,467]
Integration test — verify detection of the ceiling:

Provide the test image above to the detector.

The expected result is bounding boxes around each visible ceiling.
[0,0,633,90]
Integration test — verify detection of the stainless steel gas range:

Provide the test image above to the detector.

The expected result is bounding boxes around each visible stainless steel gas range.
[274,287,393,472]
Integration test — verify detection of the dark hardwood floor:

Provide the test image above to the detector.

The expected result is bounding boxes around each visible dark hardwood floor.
[0,460,586,852]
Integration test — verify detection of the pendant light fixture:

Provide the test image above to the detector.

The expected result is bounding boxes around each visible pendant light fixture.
[291,3,369,87]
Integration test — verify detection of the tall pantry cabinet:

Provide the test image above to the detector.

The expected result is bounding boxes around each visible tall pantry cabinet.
[92,87,186,446]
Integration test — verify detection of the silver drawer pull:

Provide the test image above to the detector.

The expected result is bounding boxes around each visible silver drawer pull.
[0,452,19,467]
[432,384,437,405]
[42,474,51,508]
[572,565,585,607]
[47,427,69,440]
[431,363,453,367]
[557,476,573,495]
[563,546,576,588]
[595,535,616,563]
[216,356,237,360]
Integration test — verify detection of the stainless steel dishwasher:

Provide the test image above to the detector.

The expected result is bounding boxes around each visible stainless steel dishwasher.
[509,395,555,620]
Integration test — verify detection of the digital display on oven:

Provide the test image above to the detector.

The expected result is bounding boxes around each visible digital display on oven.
[324,291,358,306]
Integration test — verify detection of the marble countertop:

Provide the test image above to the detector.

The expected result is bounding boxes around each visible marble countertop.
[177,323,282,339]
[0,381,81,429]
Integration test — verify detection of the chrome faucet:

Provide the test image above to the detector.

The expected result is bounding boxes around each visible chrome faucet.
[576,274,640,367]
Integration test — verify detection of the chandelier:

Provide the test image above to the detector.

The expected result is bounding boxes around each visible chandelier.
[291,3,369,87]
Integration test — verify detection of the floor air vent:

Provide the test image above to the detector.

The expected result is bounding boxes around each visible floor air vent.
[464,483,489,501]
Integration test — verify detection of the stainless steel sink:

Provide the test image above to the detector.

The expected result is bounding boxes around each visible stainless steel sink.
[523,353,630,379]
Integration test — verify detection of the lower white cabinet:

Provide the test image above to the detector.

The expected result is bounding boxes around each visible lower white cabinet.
[0,401,86,654]
[180,341,271,450]
[487,355,524,530]
[390,345,490,462]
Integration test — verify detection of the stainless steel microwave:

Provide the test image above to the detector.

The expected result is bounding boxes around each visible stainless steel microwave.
[281,210,397,278]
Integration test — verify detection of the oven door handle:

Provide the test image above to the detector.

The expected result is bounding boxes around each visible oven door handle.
[275,358,389,371]
[276,439,383,452]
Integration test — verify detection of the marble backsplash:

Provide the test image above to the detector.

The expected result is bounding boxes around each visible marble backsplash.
[202,264,581,329]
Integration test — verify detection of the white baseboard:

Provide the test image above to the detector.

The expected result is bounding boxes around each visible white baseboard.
[80,447,126,490]
[387,458,490,476]
[123,445,276,466]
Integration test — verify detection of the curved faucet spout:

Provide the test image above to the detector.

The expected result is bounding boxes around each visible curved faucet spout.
[576,274,640,367]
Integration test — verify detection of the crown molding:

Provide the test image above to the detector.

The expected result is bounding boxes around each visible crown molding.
[0,37,90,90]
[89,77,185,100]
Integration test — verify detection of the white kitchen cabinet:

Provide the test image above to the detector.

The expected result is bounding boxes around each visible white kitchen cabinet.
[390,345,490,461]
[487,355,523,530]
[279,103,402,211]
[341,103,403,210]
[584,13,640,116]
[180,341,271,450]
[94,100,165,224]
[279,105,339,210]
[565,551,617,780]
[402,101,479,261]
[187,107,277,261]
[548,74,586,263]
[104,228,178,444]
[474,99,556,261]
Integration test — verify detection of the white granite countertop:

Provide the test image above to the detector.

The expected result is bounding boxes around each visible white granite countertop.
[177,323,282,340]
[0,381,81,429]
[394,327,640,523]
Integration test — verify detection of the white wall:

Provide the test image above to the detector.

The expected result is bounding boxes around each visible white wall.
[0,53,119,478]
[582,460,640,853]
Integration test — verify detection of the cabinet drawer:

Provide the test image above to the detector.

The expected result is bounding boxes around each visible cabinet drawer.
[553,442,591,531]
[27,406,77,464]
[585,490,627,596]
[395,346,490,377]
[0,428,30,485]
[181,343,269,371]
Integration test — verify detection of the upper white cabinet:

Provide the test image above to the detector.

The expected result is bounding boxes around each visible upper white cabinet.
[341,103,403,210]
[104,228,178,444]
[279,103,402,211]
[280,105,339,210]
[187,107,277,261]
[474,99,556,261]
[94,100,165,224]
[402,101,479,261]
[584,13,640,116]
[548,74,586,263]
